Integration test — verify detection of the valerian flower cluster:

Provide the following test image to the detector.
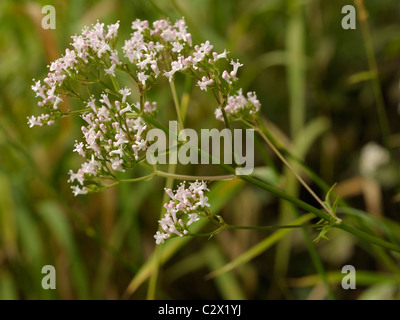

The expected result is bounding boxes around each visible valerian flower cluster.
[29,18,262,243]
[155,181,210,244]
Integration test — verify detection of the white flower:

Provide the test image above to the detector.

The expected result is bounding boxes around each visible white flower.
[135,139,147,152]
[53,96,63,110]
[81,155,101,175]
[27,116,43,128]
[197,76,214,91]
[165,188,175,200]
[71,185,88,197]
[230,59,243,81]
[132,18,149,31]
[154,231,168,245]
[110,50,121,65]
[68,169,85,186]
[106,21,120,39]
[189,180,209,194]
[31,80,41,92]
[104,64,116,77]
[137,71,149,86]
[114,132,129,147]
[196,194,210,208]
[73,141,86,157]
[97,43,111,57]
[84,100,96,116]
[214,108,224,121]
[199,40,213,55]
[192,51,205,64]
[163,69,175,82]
[222,70,232,84]
[172,41,183,53]
[119,88,131,103]
[111,157,125,172]
[187,213,199,226]
[119,103,133,115]
[247,92,261,112]
[150,61,160,76]
[213,49,229,61]
[109,148,124,157]
[100,93,111,108]
[144,101,157,113]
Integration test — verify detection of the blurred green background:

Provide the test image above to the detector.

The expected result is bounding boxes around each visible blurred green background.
[1,0,400,300]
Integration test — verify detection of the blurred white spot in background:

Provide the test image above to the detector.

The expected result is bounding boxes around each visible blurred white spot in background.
[359,142,390,178]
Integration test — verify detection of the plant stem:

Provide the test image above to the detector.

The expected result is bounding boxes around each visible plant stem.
[110,75,120,92]
[155,170,235,181]
[147,76,185,299]
[220,103,241,168]
[170,80,184,132]
[225,224,321,231]
[63,107,91,116]
[118,173,156,183]
[139,88,144,113]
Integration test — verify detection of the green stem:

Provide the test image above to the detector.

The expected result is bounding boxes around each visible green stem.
[225,224,321,231]
[191,223,321,238]
[220,104,241,168]
[155,170,235,181]
[110,75,120,92]
[118,173,156,183]
[147,77,184,299]
[63,107,91,116]
[139,85,145,113]
[170,80,184,131]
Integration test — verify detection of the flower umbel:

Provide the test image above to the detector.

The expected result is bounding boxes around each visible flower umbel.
[154,181,210,244]
[29,18,262,245]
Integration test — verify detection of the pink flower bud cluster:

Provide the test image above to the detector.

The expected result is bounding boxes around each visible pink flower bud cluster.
[29,21,120,127]
[68,88,151,195]
[215,89,261,121]
[154,181,210,244]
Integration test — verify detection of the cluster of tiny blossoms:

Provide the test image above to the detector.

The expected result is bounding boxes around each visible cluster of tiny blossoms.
[215,89,261,121]
[154,181,210,244]
[68,88,155,196]
[121,17,245,96]
[29,21,121,127]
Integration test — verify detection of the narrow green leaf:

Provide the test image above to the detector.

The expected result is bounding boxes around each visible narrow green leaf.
[0,270,17,300]
[37,200,89,299]
[204,244,246,300]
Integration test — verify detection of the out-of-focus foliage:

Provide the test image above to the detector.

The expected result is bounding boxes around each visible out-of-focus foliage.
[0,0,400,300]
